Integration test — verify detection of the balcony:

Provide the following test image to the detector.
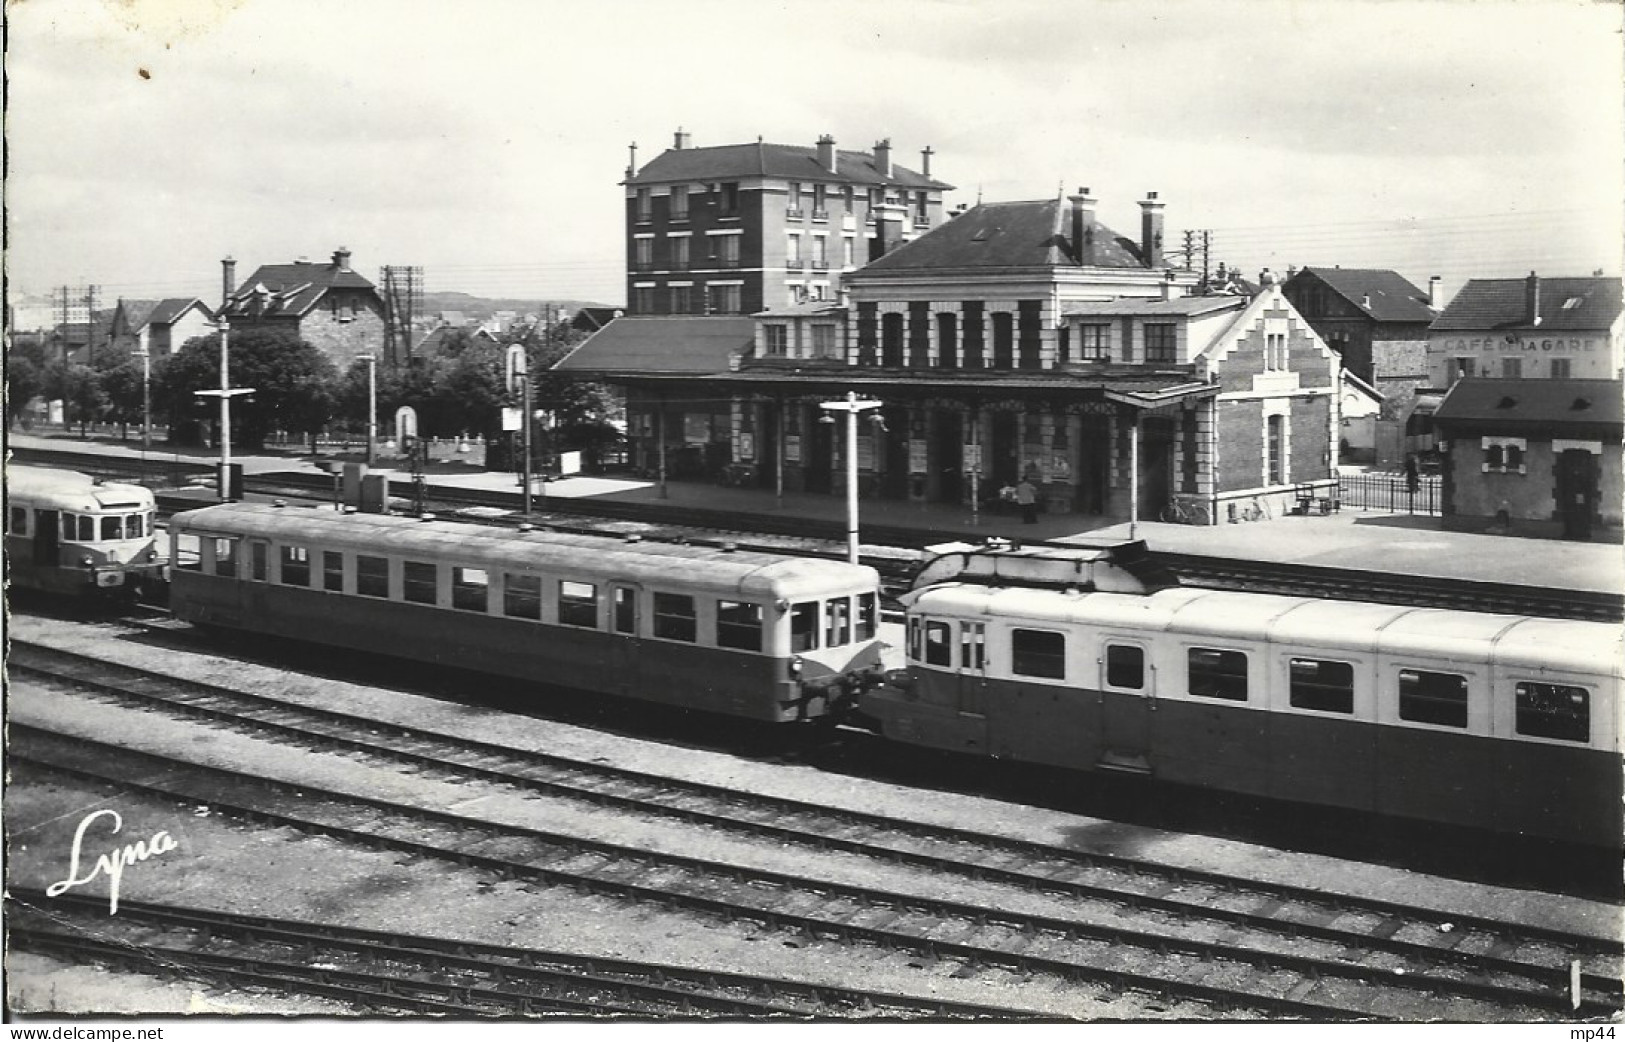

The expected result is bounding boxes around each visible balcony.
[786,208,805,220]
[913,215,931,230]
[811,259,830,271]
[811,209,829,222]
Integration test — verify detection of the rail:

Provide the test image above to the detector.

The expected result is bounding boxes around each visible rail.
[1338,471,1442,515]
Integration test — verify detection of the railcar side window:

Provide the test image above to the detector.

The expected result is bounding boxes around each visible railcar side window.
[1289,658,1354,714]
[906,617,921,660]
[250,542,268,582]
[1105,643,1143,689]
[923,620,952,667]
[1188,648,1248,701]
[559,580,599,628]
[960,622,986,670]
[280,545,311,587]
[322,551,344,592]
[212,538,238,577]
[856,592,878,641]
[403,562,437,605]
[8,506,28,535]
[1013,629,1066,680]
[826,598,852,646]
[790,602,819,652]
[716,600,763,651]
[652,592,696,642]
[452,567,489,613]
[613,588,637,634]
[504,574,542,620]
[1398,670,1468,728]
[356,555,389,598]
[66,514,94,541]
[1515,681,1590,743]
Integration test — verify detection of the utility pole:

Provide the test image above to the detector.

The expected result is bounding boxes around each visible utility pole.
[1200,231,1212,288]
[83,285,100,367]
[194,317,256,501]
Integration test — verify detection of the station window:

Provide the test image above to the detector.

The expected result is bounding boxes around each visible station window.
[790,602,819,652]
[652,592,696,642]
[322,551,344,592]
[1012,629,1067,680]
[1398,669,1468,728]
[356,555,389,598]
[504,573,542,620]
[1105,643,1143,689]
[212,538,239,578]
[856,592,878,642]
[1515,681,1589,743]
[8,506,27,535]
[452,567,489,613]
[280,545,311,587]
[559,580,599,628]
[716,600,763,652]
[1188,648,1248,701]
[826,598,852,646]
[402,561,436,604]
[1289,658,1354,714]
[923,620,952,667]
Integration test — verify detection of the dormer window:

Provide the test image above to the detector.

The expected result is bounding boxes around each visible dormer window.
[1561,296,1584,309]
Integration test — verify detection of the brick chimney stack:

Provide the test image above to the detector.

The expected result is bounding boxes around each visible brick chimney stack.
[1526,270,1542,326]
[673,127,691,149]
[1139,192,1165,268]
[920,145,934,179]
[817,134,837,172]
[333,247,352,271]
[1067,187,1097,265]
[1428,275,1441,307]
[873,138,892,177]
[221,256,236,310]
[626,141,638,179]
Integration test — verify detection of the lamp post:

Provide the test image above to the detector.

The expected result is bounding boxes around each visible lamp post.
[193,317,255,502]
[357,353,377,466]
[819,391,883,565]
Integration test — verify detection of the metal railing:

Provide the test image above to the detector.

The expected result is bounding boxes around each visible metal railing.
[1337,472,1442,515]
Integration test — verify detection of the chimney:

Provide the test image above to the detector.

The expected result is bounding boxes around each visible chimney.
[1428,275,1441,307]
[817,134,837,172]
[1526,270,1541,326]
[1361,293,1372,311]
[626,141,638,178]
[1067,187,1097,265]
[1138,191,1165,268]
[1160,269,1178,301]
[869,210,903,263]
[221,256,236,310]
[673,127,691,149]
[920,145,934,179]
[333,247,352,271]
[873,138,892,177]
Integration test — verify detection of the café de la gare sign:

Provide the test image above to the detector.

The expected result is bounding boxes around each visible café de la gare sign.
[1434,333,1608,354]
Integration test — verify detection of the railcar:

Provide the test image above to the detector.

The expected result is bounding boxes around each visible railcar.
[167,502,884,722]
[863,544,1623,847]
[5,466,164,599]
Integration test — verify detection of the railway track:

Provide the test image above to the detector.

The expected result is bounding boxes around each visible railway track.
[14,643,1619,1021]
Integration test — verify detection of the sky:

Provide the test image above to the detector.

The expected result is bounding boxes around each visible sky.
[6,0,1623,313]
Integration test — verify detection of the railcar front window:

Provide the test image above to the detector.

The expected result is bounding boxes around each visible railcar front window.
[856,592,878,641]
[923,620,952,667]
[1515,681,1589,743]
[652,592,696,642]
[1188,648,1248,701]
[452,567,489,613]
[356,555,389,598]
[1105,643,1143,689]
[790,602,819,652]
[280,545,311,587]
[1398,669,1468,728]
[559,580,599,628]
[322,551,344,592]
[1013,629,1067,680]
[212,538,238,577]
[716,600,763,651]
[826,598,852,646]
[101,516,122,540]
[504,574,542,620]
[1289,658,1354,714]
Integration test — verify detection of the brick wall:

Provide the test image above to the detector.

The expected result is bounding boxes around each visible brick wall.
[1216,398,1263,490]
[1290,396,1331,480]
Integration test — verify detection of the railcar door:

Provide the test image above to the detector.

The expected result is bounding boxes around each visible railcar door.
[1098,639,1154,773]
[956,621,987,717]
[33,510,59,566]
[610,583,640,696]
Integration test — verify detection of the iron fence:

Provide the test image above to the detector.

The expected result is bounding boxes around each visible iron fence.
[1337,471,1442,515]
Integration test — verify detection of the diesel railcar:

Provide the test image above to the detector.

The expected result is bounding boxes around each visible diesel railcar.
[167,502,885,722]
[5,466,165,599]
[862,544,1623,847]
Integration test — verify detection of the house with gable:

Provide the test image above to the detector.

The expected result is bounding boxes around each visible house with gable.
[109,297,216,361]
[215,248,388,369]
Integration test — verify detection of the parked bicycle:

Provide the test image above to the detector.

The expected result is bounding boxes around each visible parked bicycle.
[1230,497,1271,523]
[1161,495,1212,526]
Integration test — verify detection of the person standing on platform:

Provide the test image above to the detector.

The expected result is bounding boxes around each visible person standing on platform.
[1016,476,1038,525]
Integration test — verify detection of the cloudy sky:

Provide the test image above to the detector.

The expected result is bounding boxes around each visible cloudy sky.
[7,0,1622,309]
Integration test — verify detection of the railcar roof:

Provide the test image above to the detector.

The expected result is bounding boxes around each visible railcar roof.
[7,466,156,511]
[171,502,879,598]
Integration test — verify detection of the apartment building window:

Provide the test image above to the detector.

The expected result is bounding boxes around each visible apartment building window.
[717,182,739,217]
[813,183,828,219]
[1145,323,1177,364]
[787,182,803,217]
[633,237,653,270]
[669,284,692,315]
[1502,356,1521,379]
[763,324,788,356]
[709,284,742,315]
[843,185,854,213]
[1267,413,1284,484]
[811,236,827,269]
[843,236,855,268]
[632,286,655,313]
[812,324,836,358]
[787,234,802,266]
[1078,323,1109,361]
[670,185,689,220]
[670,236,689,270]
[1550,358,1572,379]
[635,188,652,222]
[713,235,740,268]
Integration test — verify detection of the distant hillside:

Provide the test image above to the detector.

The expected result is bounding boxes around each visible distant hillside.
[418,292,617,321]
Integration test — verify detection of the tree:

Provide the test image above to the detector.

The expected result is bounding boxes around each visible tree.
[46,362,107,436]
[99,358,146,440]
[161,328,338,450]
[5,354,45,428]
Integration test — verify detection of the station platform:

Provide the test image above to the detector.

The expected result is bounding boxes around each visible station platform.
[10,431,1624,596]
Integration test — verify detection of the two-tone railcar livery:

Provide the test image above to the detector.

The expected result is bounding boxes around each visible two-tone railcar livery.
[5,466,165,599]
[168,502,884,721]
[863,544,1623,847]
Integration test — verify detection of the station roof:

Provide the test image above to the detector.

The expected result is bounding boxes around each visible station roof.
[1432,377,1623,433]
[552,315,754,376]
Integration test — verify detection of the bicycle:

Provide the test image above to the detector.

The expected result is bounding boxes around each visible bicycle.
[1160,496,1211,526]
[1233,497,1271,523]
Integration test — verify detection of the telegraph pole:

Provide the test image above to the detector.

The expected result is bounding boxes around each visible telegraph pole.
[194,317,256,501]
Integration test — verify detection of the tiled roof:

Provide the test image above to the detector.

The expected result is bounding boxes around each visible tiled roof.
[221,258,378,319]
[628,141,952,190]
[148,298,211,325]
[1432,276,1622,332]
[115,299,160,330]
[552,316,755,375]
[857,199,1146,273]
[1293,267,1435,323]
[1062,297,1246,318]
[1432,377,1623,429]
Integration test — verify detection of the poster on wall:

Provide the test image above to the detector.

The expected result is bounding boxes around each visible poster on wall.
[739,432,754,460]
[909,440,928,474]
[684,413,710,445]
[1049,453,1072,480]
[785,435,801,462]
[963,444,982,474]
[857,436,875,470]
